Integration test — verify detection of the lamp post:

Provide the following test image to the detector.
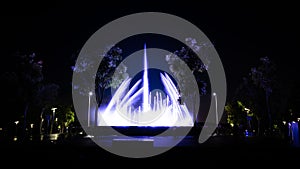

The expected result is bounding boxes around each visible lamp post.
[245,107,252,132]
[50,108,57,134]
[14,121,19,140]
[88,91,93,127]
[51,108,57,119]
[213,92,218,125]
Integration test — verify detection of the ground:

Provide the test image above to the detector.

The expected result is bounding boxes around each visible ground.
[1,134,299,167]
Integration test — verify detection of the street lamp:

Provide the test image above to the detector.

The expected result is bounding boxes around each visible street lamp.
[213,92,218,125]
[50,108,57,134]
[14,121,19,125]
[51,108,57,118]
[244,107,252,132]
[14,121,19,138]
[88,91,93,127]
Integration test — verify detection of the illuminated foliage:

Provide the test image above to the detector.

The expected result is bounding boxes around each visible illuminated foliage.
[165,38,211,96]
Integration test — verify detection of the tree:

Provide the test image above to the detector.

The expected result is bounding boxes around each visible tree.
[165,38,211,121]
[35,83,60,135]
[0,52,61,140]
[234,77,265,135]
[72,46,128,126]
[225,100,248,136]
[95,47,128,107]
[15,52,43,138]
[232,56,278,136]
[225,101,247,128]
[54,105,75,134]
[249,56,277,134]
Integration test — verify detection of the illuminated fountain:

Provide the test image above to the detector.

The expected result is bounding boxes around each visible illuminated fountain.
[98,44,193,127]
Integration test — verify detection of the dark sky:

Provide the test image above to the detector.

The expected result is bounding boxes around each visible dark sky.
[0,1,298,102]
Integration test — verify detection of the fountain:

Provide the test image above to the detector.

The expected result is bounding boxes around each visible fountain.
[98,44,193,127]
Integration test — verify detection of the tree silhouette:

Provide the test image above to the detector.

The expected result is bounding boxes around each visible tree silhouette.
[250,56,277,134]
[232,56,277,136]
[165,38,211,121]
[15,53,43,139]
[35,83,60,136]
[72,46,128,126]
[0,52,60,140]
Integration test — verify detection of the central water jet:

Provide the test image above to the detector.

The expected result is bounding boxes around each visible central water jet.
[143,43,150,112]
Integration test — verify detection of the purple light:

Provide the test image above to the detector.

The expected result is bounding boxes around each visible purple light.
[98,44,193,127]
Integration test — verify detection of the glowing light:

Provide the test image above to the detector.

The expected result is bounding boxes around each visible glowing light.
[84,134,94,138]
[143,43,149,112]
[212,92,218,125]
[245,130,249,137]
[98,44,193,126]
[244,108,250,113]
[283,121,286,125]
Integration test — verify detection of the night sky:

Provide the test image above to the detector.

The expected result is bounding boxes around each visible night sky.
[0,1,298,107]
[0,1,300,164]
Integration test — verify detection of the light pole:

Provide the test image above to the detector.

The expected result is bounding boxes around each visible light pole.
[51,108,57,119]
[50,108,57,134]
[245,107,253,133]
[88,91,93,127]
[213,92,218,125]
[14,121,19,140]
